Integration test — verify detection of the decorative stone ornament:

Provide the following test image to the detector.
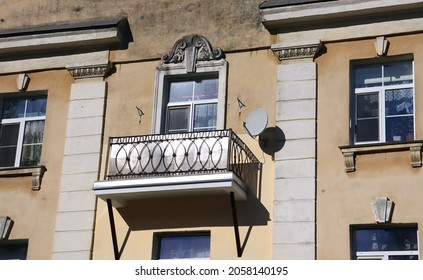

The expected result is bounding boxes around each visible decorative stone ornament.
[0,216,13,240]
[272,40,323,61]
[67,61,113,79]
[374,36,389,56]
[371,197,394,223]
[162,35,224,73]
[17,73,30,91]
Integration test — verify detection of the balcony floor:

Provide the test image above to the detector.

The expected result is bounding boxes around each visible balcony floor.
[93,171,249,208]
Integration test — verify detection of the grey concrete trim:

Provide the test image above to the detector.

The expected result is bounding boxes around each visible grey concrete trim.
[339,141,423,172]
[272,40,322,61]
[261,0,423,31]
[0,18,128,59]
[0,166,46,191]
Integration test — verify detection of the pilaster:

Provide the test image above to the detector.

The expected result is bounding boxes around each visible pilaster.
[272,40,321,260]
[52,60,111,259]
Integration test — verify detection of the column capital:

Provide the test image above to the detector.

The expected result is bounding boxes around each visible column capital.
[272,40,323,61]
[66,60,112,79]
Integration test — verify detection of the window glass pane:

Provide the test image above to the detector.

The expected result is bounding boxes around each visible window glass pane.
[169,81,194,102]
[356,119,379,142]
[388,255,419,260]
[167,107,189,133]
[0,124,19,146]
[2,99,26,119]
[0,242,28,260]
[194,78,218,100]
[20,144,43,167]
[356,93,379,118]
[0,147,17,167]
[159,235,210,259]
[386,116,414,142]
[0,124,20,167]
[194,103,217,131]
[23,120,45,144]
[385,88,413,116]
[384,61,413,86]
[354,227,418,252]
[355,65,382,88]
[26,97,47,117]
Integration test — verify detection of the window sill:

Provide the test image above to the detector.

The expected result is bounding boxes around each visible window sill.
[339,141,423,172]
[0,166,47,191]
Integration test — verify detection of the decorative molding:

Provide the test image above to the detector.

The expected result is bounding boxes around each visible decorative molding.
[0,216,13,240]
[339,142,422,172]
[374,36,389,56]
[162,35,224,73]
[272,40,322,61]
[371,197,394,223]
[67,61,112,79]
[17,73,30,91]
[0,166,47,191]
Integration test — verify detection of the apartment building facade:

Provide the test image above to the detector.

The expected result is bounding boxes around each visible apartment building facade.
[0,0,423,260]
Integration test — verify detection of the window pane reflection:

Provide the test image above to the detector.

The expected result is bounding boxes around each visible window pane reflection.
[159,235,210,259]
[194,103,217,131]
[354,227,418,252]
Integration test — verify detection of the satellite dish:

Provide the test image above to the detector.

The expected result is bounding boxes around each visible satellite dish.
[243,108,268,137]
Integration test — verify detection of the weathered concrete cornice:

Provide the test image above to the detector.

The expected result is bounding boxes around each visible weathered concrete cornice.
[0,18,128,60]
[66,61,112,79]
[260,0,423,32]
[272,40,322,61]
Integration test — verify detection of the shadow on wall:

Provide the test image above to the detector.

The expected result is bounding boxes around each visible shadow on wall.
[117,193,269,231]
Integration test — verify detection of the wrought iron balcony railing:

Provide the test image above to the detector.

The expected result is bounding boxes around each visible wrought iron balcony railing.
[105,129,261,193]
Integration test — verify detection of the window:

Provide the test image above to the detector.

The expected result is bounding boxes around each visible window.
[0,240,28,260]
[0,96,46,168]
[166,77,218,133]
[350,224,419,260]
[352,60,414,144]
[154,61,227,134]
[153,232,210,260]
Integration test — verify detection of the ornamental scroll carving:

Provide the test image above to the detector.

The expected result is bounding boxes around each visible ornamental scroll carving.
[162,35,224,73]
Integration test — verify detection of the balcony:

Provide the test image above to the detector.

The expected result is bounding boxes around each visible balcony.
[93,129,262,207]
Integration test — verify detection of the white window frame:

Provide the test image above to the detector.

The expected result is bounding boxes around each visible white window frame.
[357,250,419,260]
[353,61,415,145]
[166,78,219,133]
[153,59,227,134]
[0,95,46,168]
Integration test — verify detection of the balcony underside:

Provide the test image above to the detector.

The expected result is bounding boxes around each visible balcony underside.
[93,171,248,208]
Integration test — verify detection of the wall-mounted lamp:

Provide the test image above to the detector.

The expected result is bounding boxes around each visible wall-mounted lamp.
[17,73,30,91]
[136,106,144,124]
[237,97,245,114]
[0,216,13,240]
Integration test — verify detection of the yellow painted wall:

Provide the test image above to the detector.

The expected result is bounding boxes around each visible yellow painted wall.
[0,70,72,259]
[316,33,423,259]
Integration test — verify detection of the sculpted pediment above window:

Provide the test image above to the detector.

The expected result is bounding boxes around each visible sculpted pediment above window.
[162,35,224,73]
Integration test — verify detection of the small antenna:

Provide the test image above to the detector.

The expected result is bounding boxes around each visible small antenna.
[136,106,144,124]
[237,97,246,114]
